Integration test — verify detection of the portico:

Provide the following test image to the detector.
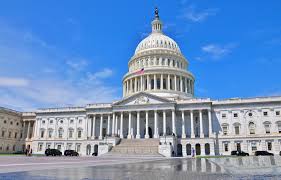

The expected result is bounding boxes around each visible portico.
[86,92,213,142]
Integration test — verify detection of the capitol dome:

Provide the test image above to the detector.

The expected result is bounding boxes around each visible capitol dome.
[135,33,181,55]
[122,8,195,100]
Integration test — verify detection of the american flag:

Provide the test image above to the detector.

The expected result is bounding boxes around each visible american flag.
[135,68,144,75]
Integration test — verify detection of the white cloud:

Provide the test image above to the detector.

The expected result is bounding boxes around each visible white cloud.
[66,59,88,71]
[87,68,113,80]
[182,6,218,22]
[0,77,29,87]
[0,21,120,111]
[201,43,236,59]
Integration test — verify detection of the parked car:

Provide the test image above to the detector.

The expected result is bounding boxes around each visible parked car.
[255,151,274,156]
[231,150,249,156]
[64,150,79,156]
[45,149,62,156]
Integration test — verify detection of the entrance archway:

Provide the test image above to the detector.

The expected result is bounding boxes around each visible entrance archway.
[86,144,91,155]
[186,144,191,155]
[205,143,210,155]
[93,144,98,156]
[177,144,182,156]
[195,144,201,155]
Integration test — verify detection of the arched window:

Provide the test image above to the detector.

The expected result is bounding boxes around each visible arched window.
[263,121,271,134]
[221,123,229,135]
[276,121,281,133]
[48,128,53,138]
[249,122,255,134]
[58,128,64,138]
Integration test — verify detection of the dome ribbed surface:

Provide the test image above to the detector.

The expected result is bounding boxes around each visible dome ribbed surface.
[134,33,181,55]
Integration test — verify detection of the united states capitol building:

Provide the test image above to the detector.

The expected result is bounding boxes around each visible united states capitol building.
[1,9,281,157]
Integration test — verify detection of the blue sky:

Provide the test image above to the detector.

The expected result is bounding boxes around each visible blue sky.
[0,1,280,111]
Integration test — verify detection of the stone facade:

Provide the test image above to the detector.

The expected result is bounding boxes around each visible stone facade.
[1,9,281,157]
[0,107,25,153]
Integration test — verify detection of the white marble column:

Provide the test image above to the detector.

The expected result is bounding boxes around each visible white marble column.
[180,76,183,92]
[145,111,149,139]
[140,76,144,91]
[154,110,159,138]
[128,112,132,139]
[167,74,170,90]
[130,79,133,93]
[87,116,91,138]
[136,111,140,139]
[163,111,166,135]
[120,112,124,138]
[181,111,186,138]
[99,115,103,139]
[174,75,177,91]
[92,115,96,139]
[27,121,31,139]
[107,114,111,135]
[115,116,118,135]
[134,77,137,92]
[199,110,204,138]
[208,110,212,137]
[112,113,115,136]
[172,110,176,136]
[190,111,195,138]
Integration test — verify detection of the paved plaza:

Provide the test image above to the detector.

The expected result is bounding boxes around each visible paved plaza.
[1,155,281,179]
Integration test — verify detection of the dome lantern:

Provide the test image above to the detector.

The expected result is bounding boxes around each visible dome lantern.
[152,7,162,33]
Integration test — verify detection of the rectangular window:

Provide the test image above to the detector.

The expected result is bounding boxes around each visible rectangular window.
[2,131,5,137]
[278,124,281,133]
[76,144,81,152]
[41,130,45,138]
[263,112,268,116]
[236,143,241,151]
[252,143,257,151]
[224,143,228,152]
[268,142,272,151]
[38,144,43,151]
[57,145,61,150]
[233,113,238,118]
[235,126,240,135]
[265,124,270,134]
[48,130,52,138]
[14,132,17,139]
[8,132,11,138]
[69,130,73,138]
[222,114,226,118]
[67,144,72,150]
[78,130,82,138]
[222,126,228,135]
[276,111,280,116]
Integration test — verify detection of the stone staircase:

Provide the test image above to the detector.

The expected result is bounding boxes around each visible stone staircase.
[108,139,161,155]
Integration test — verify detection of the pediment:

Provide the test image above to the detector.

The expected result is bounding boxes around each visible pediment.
[113,92,173,106]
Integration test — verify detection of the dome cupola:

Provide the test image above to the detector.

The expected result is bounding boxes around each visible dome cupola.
[122,8,195,100]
